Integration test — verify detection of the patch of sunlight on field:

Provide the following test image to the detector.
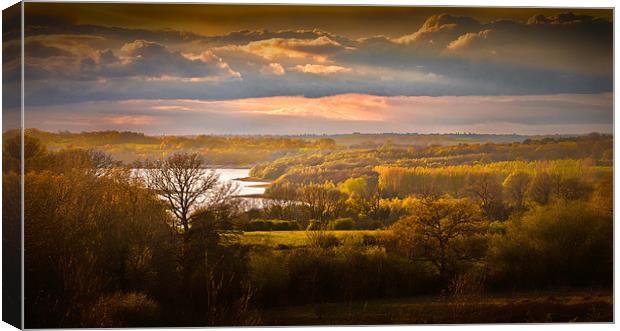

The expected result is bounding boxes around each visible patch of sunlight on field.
[239,230,388,248]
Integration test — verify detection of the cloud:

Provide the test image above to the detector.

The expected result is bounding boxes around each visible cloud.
[201,28,353,46]
[230,94,386,121]
[260,62,286,75]
[292,64,352,75]
[228,36,346,62]
[22,12,612,107]
[103,115,156,125]
[527,12,607,25]
[25,93,612,135]
[446,29,493,51]
[112,40,241,80]
[393,14,481,48]
[26,39,241,82]
[405,12,612,75]
[26,41,74,58]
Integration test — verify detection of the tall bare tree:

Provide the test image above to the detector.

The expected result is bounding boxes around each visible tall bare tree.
[145,152,241,316]
[145,153,220,236]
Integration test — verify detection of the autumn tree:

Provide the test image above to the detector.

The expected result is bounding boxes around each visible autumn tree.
[557,177,592,201]
[463,173,504,220]
[488,200,612,288]
[339,176,382,219]
[23,143,171,327]
[527,172,554,205]
[297,181,347,223]
[591,173,612,216]
[503,171,531,210]
[264,181,298,220]
[390,198,487,281]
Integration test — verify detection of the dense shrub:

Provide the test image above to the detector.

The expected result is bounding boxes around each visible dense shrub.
[83,292,160,327]
[355,217,384,230]
[306,231,340,249]
[249,246,438,307]
[306,220,323,231]
[487,200,613,289]
[245,219,300,231]
[327,217,356,230]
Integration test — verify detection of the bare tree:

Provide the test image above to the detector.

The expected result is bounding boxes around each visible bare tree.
[144,153,220,235]
[144,152,242,310]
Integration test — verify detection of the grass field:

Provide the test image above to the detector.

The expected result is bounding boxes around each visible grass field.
[260,291,612,325]
[239,230,387,248]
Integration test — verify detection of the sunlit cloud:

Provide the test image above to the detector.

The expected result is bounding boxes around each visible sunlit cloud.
[151,105,193,111]
[260,62,286,75]
[446,29,493,51]
[393,14,481,47]
[22,11,612,110]
[25,93,612,135]
[20,8,612,135]
[103,115,156,125]
[292,64,352,75]
[223,36,345,62]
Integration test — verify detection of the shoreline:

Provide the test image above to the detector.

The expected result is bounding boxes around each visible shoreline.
[232,193,271,199]
[234,176,271,183]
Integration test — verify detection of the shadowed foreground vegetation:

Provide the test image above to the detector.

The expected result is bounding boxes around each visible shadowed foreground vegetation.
[4,130,612,327]
[261,292,612,324]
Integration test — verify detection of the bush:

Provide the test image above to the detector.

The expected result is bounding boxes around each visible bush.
[83,292,160,327]
[487,200,612,289]
[327,217,355,230]
[356,218,384,230]
[245,219,299,231]
[339,233,379,247]
[306,231,340,249]
[272,220,300,231]
[255,247,438,306]
[306,219,323,231]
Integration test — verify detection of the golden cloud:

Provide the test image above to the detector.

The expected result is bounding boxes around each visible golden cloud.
[103,115,156,125]
[260,62,286,75]
[292,64,352,75]
[227,36,344,62]
[446,29,493,51]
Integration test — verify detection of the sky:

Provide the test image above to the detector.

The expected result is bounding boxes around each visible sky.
[12,4,613,135]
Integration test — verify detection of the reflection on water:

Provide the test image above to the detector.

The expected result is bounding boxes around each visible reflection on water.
[214,168,268,196]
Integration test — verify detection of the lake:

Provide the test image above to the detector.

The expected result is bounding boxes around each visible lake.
[134,168,268,197]
[214,168,268,196]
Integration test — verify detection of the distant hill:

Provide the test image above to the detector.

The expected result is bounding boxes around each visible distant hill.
[6,129,607,166]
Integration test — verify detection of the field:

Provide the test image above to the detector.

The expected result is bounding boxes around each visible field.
[239,230,386,248]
